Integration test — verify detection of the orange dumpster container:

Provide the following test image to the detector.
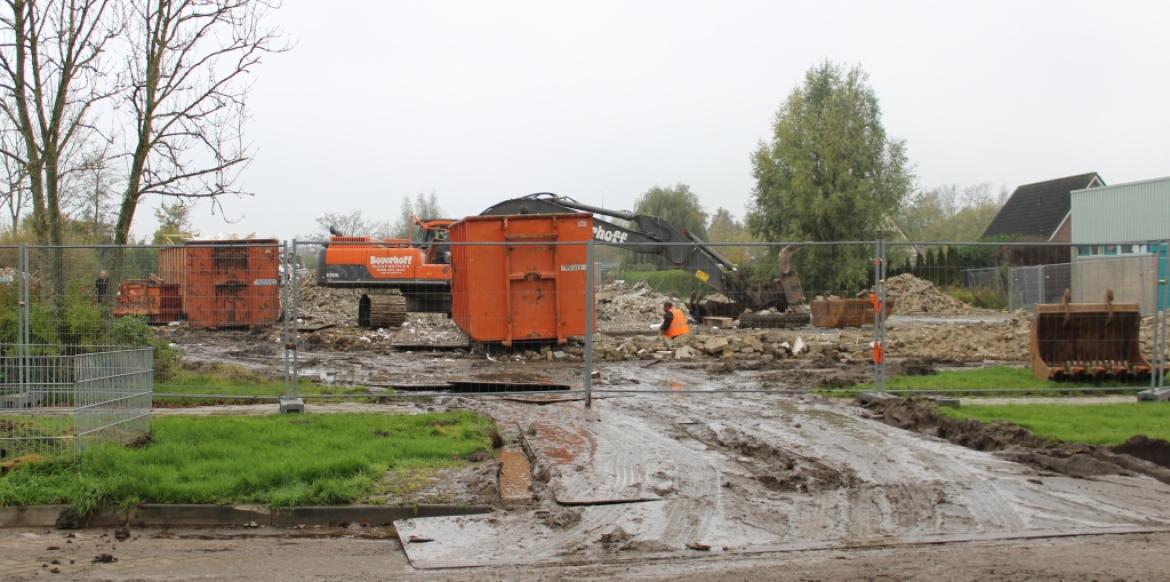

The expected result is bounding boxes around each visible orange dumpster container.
[113,279,182,324]
[449,214,593,345]
[182,240,282,329]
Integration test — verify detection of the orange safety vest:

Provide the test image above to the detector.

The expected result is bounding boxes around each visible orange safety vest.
[664,307,690,338]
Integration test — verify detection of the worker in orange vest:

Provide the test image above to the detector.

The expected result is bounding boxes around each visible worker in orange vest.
[659,301,690,341]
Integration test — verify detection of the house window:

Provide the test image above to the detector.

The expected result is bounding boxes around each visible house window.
[1103,245,1118,256]
[1076,246,1092,257]
[1119,244,1133,254]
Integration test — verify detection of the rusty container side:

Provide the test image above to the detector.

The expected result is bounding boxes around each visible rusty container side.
[114,280,182,324]
[449,214,592,345]
[158,247,187,302]
[182,240,280,329]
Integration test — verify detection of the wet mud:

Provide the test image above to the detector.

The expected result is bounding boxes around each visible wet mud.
[863,397,1170,484]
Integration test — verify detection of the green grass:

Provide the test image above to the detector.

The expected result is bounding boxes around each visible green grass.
[940,402,1170,445]
[155,364,369,405]
[0,412,496,512]
[616,269,707,298]
[831,366,1146,398]
[0,414,73,438]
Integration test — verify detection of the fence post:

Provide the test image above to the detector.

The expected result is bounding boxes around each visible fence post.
[584,238,595,409]
[873,240,887,392]
[1156,241,1169,390]
[17,243,28,389]
[280,240,304,413]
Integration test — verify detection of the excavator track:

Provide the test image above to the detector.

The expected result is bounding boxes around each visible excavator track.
[359,293,408,328]
[738,310,810,329]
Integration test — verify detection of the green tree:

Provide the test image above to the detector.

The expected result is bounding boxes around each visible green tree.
[634,184,708,241]
[152,202,196,244]
[896,183,1007,242]
[748,62,913,293]
[707,207,755,265]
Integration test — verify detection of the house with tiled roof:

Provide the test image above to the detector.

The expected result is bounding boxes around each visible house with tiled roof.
[982,172,1104,242]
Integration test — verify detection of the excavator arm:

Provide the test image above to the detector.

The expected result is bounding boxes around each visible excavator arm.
[480,193,805,321]
[481,193,738,295]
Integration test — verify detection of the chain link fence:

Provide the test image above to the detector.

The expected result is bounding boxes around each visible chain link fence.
[1007,263,1071,311]
[2,237,1166,415]
[878,241,1168,393]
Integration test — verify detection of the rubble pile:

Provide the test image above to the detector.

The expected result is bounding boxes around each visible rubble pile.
[885,273,974,314]
[297,280,362,325]
[591,329,873,363]
[885,311,1031,361]
[298,313,469,352]
[595,280,686,322]
[392,313,468,345]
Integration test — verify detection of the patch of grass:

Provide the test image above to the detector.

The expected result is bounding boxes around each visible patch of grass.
[939,402,1170,445]
[830,366,1145,398]
[155,363,369,405]
[0,412,495,512]
[615,269,706,299]
[945,286,1007,310]
[0,415,73,438]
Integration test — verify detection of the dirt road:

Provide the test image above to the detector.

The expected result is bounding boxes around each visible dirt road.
[2,526,1168,581]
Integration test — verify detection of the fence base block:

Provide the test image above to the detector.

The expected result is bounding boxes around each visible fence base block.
[1137,389,1170,402]
[279,397,305,413]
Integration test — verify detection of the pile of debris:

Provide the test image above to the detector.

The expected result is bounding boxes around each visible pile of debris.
[591,328,873,363]
[885,311,1031,361]
[595,280,685,322]
[391,313,468,345]
[885,273,975,314]
[296,279,362,325]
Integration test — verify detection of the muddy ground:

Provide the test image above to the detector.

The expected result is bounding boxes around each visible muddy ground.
[129,288,1170,578]
[2,526,1170,581]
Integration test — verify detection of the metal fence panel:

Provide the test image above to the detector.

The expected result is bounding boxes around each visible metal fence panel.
[1009,263,1070,311]
[1,345,153,457]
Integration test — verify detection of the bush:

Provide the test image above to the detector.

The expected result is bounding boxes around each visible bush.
[946,287,1007,310]
[0,288,177,381]
[109,316,179,381]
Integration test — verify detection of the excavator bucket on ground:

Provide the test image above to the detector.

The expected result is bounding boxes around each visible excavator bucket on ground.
[810,296,894,328]
[1030,289,1151,381]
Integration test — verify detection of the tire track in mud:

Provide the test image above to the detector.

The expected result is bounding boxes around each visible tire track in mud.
[396,394,1170,569]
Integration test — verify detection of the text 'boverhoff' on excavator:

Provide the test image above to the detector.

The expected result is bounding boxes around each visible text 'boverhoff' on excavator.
[315,216,454,328]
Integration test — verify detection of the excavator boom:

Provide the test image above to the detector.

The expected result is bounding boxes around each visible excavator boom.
[480,193,805,322]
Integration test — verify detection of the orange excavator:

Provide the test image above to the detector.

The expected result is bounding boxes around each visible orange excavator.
[316,216,454,327]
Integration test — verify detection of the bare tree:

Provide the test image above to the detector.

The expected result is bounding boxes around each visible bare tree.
[0,121,30,235]
[112,0,284,256]
[0,0,119,345]
[0,0,118,245]
[392,191,445,238]
[311,209,390,240]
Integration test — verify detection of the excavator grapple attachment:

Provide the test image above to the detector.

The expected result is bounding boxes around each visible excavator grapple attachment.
[1030,289,1151,381]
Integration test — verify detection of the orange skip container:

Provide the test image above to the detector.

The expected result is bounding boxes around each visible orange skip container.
[449,214,593,345]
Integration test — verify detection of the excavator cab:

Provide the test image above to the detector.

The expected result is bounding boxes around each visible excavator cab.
[1030,289,1151,381]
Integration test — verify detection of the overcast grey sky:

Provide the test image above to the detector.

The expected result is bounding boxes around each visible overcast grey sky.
[169,0,1170,240]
